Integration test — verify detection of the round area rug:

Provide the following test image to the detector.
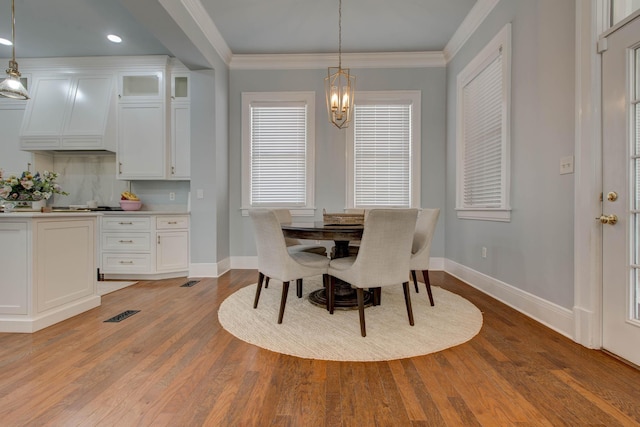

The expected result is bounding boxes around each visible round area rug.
[218,276,483,362]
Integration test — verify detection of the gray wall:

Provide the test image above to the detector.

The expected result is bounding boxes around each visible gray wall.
[229,66,447,257]
[445,0,576,308]
[190,62,230,264]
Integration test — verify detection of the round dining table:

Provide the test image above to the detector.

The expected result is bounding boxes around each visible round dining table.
[281,221,373,309]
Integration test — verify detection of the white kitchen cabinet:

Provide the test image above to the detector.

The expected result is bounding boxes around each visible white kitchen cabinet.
[170,103,190,179]
[171,73,189,102]
[0,214,100,333]
[118,71,163,102]
[117,103,166,179]
[0,222,29,315]
[100,214,189,279]
[20,74,116,151]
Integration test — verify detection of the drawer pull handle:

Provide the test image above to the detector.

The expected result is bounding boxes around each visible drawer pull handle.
[168,221,178,224]
[119,261,134,264]
[119,240,134,243]
[119,222,133,225]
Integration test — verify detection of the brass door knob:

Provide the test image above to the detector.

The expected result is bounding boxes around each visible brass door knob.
[596,214,618,225]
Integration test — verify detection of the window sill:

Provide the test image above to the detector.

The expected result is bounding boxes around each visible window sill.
[456,208,511,222]
[241,208,316,217]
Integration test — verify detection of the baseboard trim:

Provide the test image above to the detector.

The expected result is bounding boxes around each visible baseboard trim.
[444,259,574,340]
[189,258,231,278]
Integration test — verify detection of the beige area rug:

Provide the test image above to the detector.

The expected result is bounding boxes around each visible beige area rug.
[218,276,483,361]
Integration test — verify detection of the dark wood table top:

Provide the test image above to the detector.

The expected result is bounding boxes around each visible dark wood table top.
[281,221,363,242]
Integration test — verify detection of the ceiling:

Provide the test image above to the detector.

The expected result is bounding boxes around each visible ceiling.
[0,0,477,67]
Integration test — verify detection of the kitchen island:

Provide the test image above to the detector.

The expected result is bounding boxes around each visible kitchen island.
[0,211,100,333]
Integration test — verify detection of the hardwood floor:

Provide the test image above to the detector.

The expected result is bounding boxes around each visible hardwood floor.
[1,271,639,426]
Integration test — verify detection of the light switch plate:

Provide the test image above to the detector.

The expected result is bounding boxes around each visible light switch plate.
[560,155,574,175]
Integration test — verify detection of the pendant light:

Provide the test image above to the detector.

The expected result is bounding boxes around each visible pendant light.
[0,0,29,100]
[325,0,355,129]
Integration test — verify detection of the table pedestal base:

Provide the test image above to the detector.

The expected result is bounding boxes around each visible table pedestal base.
[308,286,373,310]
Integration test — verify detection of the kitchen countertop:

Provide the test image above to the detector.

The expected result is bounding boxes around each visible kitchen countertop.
[0,210,189,217]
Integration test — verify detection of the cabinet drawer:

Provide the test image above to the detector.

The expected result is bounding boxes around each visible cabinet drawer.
[102,232,151,252]
[102,216,150,231]
[102,253,152,273]
[156,216,188,229]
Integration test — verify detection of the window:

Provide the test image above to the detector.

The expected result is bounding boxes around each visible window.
[456,24,511,221]
[241,92,315,215]
[347,91,421,208]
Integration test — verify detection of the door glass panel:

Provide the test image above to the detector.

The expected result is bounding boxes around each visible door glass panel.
[633,47,640,321]
[122,75,159,97]
[174,77,188,99]
[612,0,640,26]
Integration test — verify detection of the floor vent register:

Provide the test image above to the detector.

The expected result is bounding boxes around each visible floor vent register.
[104,310,140,323]
[181,280,200,288]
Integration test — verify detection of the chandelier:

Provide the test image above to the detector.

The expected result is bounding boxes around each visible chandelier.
[325,0,355,129]
[0,0,29,99]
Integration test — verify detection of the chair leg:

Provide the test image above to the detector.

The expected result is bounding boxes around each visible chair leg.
[296,278,303,298]
[265,276,270,288]
[328,275,335,314]
[402,282,415,326]
[411,270,419,293]
[278,281,290,324]
[253,272,265,309]
[371,287,381,305]
[357,288,366,337]
[422,270,434,306]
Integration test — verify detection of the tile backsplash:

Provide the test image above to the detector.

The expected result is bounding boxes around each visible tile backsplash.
[49,154,190,209]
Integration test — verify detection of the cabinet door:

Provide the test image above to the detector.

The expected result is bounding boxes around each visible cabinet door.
[118,72,163,102]
[170,104,190,179]
[0,222,29,315]
[156,231,188,272]
[171,74,189,102]
[63,75,114,138]
[20,76,72,140]
[117,103,166,179]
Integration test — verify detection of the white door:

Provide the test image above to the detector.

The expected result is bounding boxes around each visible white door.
[601,14,640,366]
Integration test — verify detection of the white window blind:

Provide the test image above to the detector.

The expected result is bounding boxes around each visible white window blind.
[456,24,511,222]
[250,102,307,206]
[353,104,412,207]
[462,54,503,208]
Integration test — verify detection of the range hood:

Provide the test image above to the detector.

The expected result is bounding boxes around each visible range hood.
[19,74,117,152]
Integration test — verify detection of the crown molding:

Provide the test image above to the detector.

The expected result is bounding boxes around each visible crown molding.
[443,0,500,63]
[230,51,445,70]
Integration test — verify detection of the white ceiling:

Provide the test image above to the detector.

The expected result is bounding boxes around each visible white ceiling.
[0,0,477,67]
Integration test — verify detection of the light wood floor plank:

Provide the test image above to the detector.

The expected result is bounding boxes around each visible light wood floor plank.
[0,271,639,426]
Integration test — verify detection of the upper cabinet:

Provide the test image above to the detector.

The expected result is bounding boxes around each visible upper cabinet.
[118,71,164,102]
[117,58,190,181]
[20,74,116,151]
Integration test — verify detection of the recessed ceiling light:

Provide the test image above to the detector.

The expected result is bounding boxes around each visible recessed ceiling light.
[0,38,12,46]
[107,34,122,43]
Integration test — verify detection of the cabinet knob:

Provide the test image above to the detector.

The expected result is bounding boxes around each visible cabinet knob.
[157,236,161,244]
[118,162,122,174]
[119,260,134,264]
[168,221,177,224]
[119,221,133,225]
[119,240,134,243]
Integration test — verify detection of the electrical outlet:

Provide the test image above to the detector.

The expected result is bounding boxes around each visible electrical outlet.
[169,192,175,201]
[482,247,487,258]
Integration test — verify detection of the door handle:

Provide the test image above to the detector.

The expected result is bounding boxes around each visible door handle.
[596,214,618,225]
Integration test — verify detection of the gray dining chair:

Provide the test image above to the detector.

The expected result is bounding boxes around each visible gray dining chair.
[327,208,418,336]
[410,208,440,306]
[270,209,327,295]
[249,209,330,323]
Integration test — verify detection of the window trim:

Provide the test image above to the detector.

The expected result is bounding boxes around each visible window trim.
[455,23,511,222]
[346,90,422,209]
[241,91,316,216]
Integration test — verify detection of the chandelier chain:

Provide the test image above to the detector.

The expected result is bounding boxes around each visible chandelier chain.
[338,0,342,69]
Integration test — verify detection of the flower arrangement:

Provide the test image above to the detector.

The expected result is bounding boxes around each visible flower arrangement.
[0,170,68,202]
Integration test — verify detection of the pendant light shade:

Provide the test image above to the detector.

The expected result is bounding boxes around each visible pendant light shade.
[325,0,354,129]
[0,0,29,100]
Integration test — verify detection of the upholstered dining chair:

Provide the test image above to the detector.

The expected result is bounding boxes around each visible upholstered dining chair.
[269,209,327,295]
[410,208,440,306]
[249,209,330,324]
[327,209,418,337]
